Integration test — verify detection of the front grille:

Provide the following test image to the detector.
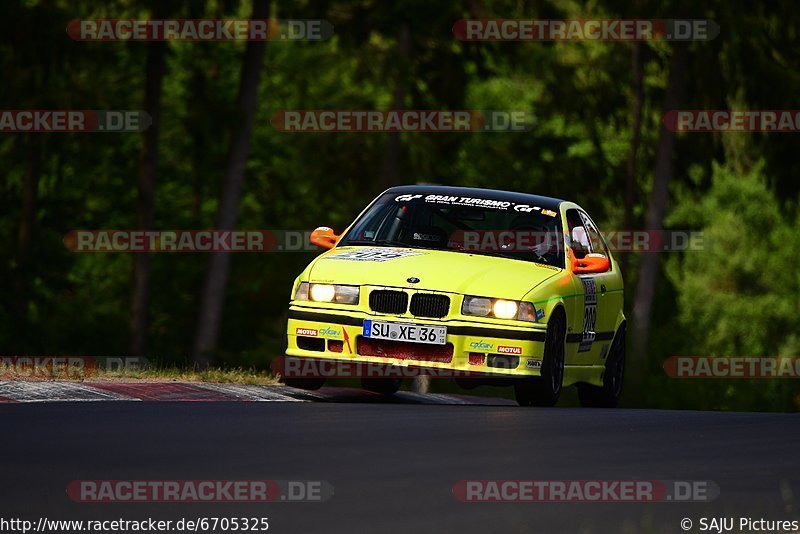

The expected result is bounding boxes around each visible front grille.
[369,290,408,315]
[356,337,454,363]
[409,293,450,318]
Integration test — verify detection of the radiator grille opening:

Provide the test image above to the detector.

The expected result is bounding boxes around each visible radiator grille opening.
[409,293,450,318]
[369,290,409,315]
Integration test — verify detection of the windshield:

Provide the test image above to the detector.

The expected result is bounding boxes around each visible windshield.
[339,192,565,267]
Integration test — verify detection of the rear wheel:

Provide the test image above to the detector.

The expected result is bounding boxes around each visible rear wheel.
[361,378,403,395]
[577,324,625,408]
[515,308,566,407]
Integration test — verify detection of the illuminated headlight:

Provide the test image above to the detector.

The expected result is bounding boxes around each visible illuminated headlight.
[294,282,360,305]
[492,299,518,319]
[462,296,538,322]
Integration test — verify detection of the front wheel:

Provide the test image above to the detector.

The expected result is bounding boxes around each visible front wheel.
[283,377,326,391]
[577,324,625,408]
[515,308,566,407]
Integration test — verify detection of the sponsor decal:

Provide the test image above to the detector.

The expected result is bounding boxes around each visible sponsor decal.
[513,204,542,213]
[329,248,423,262]
[526,359,542,369]
[395,194,423,202]
[413,232,441,242]
[424,195,512,209]
[497,346,522,355]
[578,278,597,353]
[295,328,318,337]
[394,194,560,216]
[535,309,545,320]
[317,327,341,338]
[469,340,493,350]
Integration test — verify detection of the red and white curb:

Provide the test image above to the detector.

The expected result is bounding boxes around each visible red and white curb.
[0,381,515,405]
[0,381,307,403]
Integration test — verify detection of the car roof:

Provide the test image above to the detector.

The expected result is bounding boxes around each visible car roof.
[385,185,565,211]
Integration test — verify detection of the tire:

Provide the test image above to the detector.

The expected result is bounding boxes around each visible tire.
[577,324,625,408]
[514,308,566,407]
[283,377,326,391]
[361,378,403,395]
[455,378,479,390]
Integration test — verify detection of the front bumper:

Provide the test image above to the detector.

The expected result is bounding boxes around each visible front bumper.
[285,305,547,378]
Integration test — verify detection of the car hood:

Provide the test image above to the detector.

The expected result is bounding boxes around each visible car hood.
[307,246,562,300]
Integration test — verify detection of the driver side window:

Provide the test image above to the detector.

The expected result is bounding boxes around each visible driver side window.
[566,208,611,272]
[566,209,590,259]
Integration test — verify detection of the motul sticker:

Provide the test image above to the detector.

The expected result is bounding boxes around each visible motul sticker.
[295,328,318,337]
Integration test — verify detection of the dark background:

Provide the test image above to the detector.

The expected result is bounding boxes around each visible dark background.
[1,0,798,410]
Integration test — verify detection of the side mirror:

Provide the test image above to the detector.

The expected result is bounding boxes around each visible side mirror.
[310,226,339,249]
[571,252,610,274]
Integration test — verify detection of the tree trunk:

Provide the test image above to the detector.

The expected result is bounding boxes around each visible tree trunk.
[620,41,644,278]
[631,43,689,363]
[14,136,42,345]
[379,23,411,192]
[129,40,167,356]
[192,0,270,367]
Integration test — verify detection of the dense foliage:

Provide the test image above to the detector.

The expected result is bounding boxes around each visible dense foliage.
[1,0,798,410]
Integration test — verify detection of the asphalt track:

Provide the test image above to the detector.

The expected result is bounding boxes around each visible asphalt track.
[1,389,798,534]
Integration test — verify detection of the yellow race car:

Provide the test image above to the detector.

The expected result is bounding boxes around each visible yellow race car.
[283,185,625,407]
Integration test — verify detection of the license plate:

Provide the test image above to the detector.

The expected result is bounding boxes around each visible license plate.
[362,320,447,345]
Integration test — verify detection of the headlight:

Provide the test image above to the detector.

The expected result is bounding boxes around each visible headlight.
[294,282,360,305]
[310,284,336,302]
[462,295,538,322]
[492,299,518,319]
